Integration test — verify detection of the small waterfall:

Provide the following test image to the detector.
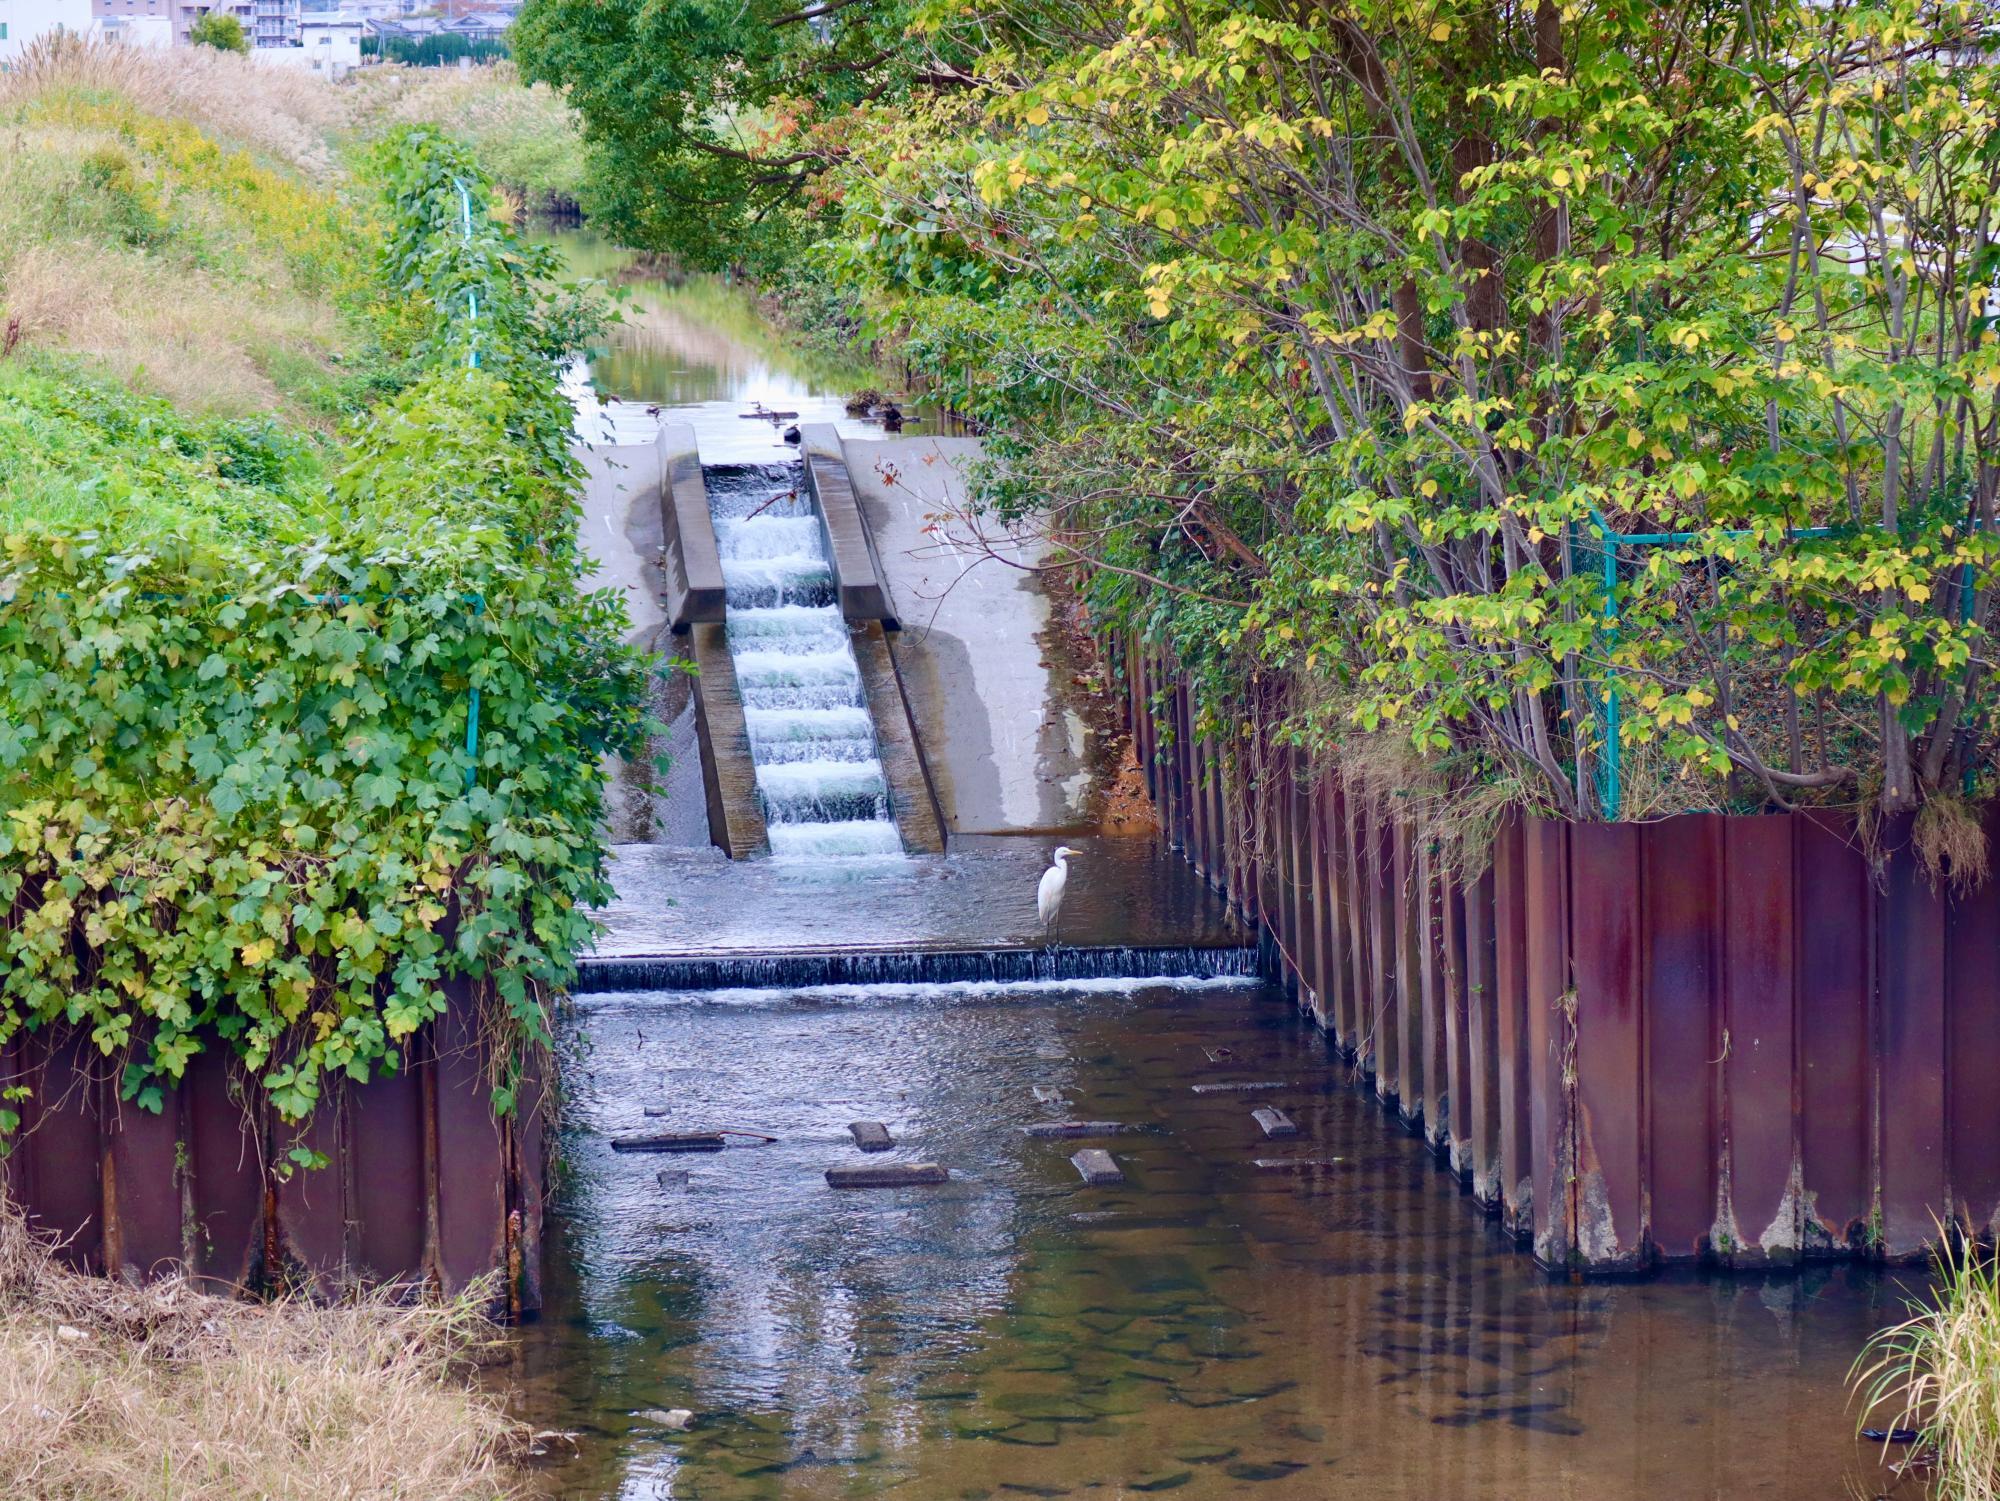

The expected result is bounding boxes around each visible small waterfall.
[576,944,1263,993]
[708,464,904,859]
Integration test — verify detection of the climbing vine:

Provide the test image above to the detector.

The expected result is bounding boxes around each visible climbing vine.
[0,130,648,1127]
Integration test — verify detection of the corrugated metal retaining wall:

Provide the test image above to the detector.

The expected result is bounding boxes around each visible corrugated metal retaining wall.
[1123,641,2000,1273]
[0,985,543,1313]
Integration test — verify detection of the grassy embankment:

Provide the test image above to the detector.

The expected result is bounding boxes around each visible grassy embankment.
[1857,1239,2000,1501]
[0,41,602,1500]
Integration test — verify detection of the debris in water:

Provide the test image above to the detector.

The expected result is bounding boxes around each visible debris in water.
[611,1132,726,1153]
[1203,1046,1236,1064]
[826,1163,949,1188]
[643,1104,671,1117]
[1251,1156,1343,1172]
[1071,1149,1124,1185]
[848,1121,895,1152]
[1032,1086,1066,1105]
[1021,1121,1133,1138]
[1861,1428,1922,1443]
[1252,1107,1298,1138]
[638,1408,695,1431]
[657,1169,690,1190]
[1192,1081,1294,1095]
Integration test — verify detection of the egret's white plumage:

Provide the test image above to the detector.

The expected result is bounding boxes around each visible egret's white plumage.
[1037,846,1081,936]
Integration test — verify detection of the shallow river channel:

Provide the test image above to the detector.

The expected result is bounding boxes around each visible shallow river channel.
[517,231,1922,1500]
[513,978,1912,1500]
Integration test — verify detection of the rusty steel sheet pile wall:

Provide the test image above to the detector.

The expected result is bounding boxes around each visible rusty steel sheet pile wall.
[0,986,542,1314]
[1121,640,2000,1274]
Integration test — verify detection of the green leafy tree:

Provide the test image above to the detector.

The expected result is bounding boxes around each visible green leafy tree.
[188,9,249,53]
[511,0,965,269]
[824,0,2000,824]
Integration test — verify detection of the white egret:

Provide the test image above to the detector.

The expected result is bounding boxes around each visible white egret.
[1037,846,1083,941]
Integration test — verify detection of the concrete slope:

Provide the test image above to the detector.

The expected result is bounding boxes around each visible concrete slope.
[841,435,1111,835]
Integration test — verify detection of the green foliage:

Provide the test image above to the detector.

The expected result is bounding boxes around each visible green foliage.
[362,33,511,68]
[187,11,249,53]
[824,0,2000,821]
[510,0,952,271]
[0,129,647,1127]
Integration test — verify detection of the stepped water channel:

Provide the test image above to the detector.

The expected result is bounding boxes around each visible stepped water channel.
[710,464,903,859]
[531,226,1927,1501]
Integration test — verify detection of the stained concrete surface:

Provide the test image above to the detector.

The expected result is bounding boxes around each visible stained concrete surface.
[577,434,709,846]
[842,435,1109,834]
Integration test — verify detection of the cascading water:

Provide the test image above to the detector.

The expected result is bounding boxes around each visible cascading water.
[708,464,905,860]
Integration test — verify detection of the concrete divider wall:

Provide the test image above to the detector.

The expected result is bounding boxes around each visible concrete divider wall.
[1,984,544,1314]
[1121,638,2000,1273]
[799,424,897,626]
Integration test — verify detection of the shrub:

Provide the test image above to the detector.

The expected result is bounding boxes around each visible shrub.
[0,130,647,1136]
[187,11,248,54]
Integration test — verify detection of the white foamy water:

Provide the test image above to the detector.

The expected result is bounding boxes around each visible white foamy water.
[714,469,904,861]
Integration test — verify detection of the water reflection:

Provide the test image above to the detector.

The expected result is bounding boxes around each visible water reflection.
[538,225,929,465]
[514,980,1915,1500]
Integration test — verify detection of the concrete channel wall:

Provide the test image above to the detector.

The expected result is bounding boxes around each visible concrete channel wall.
[1,985,544,1314]
[1121,639,2000,1274]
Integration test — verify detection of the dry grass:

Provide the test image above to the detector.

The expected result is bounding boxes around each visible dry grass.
[0,1198,534,1501]
[0,37,362,420]
[1855,1233,2000,1501]
[0,33,354,180]
[350,63,585,202]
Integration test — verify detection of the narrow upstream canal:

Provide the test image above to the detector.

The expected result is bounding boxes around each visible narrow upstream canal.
[521,229,1921,1500]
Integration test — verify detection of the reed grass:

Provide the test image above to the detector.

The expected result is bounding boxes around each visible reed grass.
[1854,1232,2000,1501]
[0,1196,535,1501]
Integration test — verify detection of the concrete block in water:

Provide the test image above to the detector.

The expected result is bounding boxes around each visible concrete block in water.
[848,1121,895,1152]
[612,1132,727,1153]
[1071,1149,1124,1185]
[643,1104,671,1118]
[826,1163,949,1188]
[1191,1081,1295,1095]
[657,1169,690,1189]
[1252,1108,1298,1138]
[1021,1121,1131,1139]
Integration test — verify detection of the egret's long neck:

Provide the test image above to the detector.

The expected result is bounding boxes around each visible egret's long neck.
[1053,851,1069,872]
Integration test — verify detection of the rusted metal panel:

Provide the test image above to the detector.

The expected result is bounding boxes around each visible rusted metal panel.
[1719,816,1799,1266]
[23,1032,105,1273]
[274,1080,349,1289]
[431,1001,509,1298]
[1367,800,1399,1098]
[184,1049,264,1292]
[1461,862,1501,1210]
[1307,778,1333,1031]
[1522,819,1574,1270]
[1642,815,1720,1262]
[1877,813,1948,1260]
[1947,805,2000,1238]
[1336,782,1370,1056]
[1439,868,1472,1180]
[1490,817,1533,1237]
[1418,846,1451,1155]
[349,1054,426,1284]
[1567,822,1645,1272]
[1796,812,1872,1253]
[1393,818,1423,1127]
[102,1088,182,1284]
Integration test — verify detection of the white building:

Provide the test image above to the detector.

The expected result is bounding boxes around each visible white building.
[252,10,356,75]
[0,0,95,62]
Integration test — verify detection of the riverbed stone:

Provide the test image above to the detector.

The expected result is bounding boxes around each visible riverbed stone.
[825,1162,948,1187]
[1251,1107,1298,1138]
[1071,1149,1123,1185]
[848,1120,894,1152]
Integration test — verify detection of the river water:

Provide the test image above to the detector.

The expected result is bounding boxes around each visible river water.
[515,978,1914,1501]
[523,227,1923,1501]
